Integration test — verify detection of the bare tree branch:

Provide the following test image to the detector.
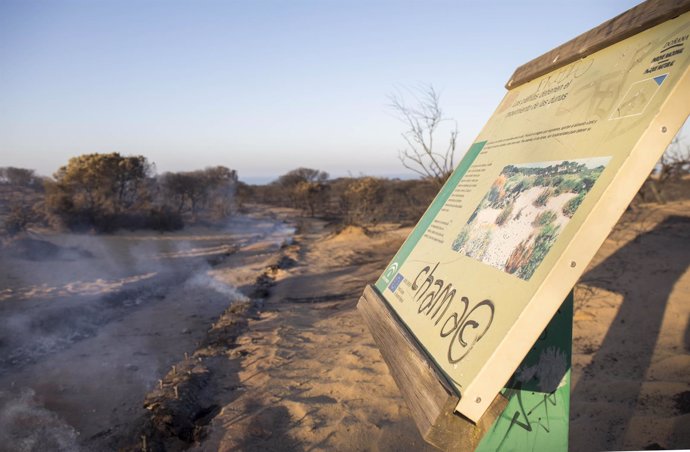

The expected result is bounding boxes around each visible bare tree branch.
[388,84,458,186]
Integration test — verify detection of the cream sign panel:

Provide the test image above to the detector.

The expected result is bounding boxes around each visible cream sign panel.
[375,12,690,421]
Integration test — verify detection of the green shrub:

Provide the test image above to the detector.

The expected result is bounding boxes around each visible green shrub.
[513,207,525,221]
[579,176,596,193]
[486,185,501,205]
[505,238,533,275]
[465,229,492,260]
[518,223,560,279]
[550,175,564,188]
[533,188,554,207]
[533,209,557,227]
[559,176,581,193]
[495,202,515,226]
[562,193,585,217]
[452,227,470,251]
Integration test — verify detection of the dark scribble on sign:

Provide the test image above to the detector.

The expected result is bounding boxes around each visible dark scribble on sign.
[409,262,495,366]
[496,379,561,450]
[475,294,572,452]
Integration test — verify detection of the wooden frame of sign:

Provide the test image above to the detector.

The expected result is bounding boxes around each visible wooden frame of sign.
[358,1,690,450]
[359,285,573,451]
[358,284,509,451]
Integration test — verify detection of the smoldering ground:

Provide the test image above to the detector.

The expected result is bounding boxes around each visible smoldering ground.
[0,388,80,452]
[0,211,295,451]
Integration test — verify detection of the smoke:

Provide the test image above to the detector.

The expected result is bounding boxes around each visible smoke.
[185,272,249,303]
[0,389,80,452]
[0,211,295,449]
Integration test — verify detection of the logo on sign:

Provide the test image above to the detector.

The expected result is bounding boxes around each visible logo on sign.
[382,262,399,283]
[388,273,404,292]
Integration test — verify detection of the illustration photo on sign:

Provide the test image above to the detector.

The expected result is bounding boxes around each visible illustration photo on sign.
[451,157,610,280]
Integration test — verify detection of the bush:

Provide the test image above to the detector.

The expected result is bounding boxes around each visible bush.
[580,176,596,193]
[505,238,533,275]
[158,166,238,220]
[43,153,238,232]
[550,175,564,188]
[518,223,560,279]
[147,208,184,231]
[562,193,585,217]
[505,175,534,195]
[0,167,42,188]
[4,205,32,236]
[45,153,153,230]
[273,167,329,214]
[340,177,384,226]
[487,174,507,206]
[558,175,581,193]
[3,200,44,236]
[294,180,330,217]
[495,202,515,226]
[513,207,525,221]
[452,227,470,251]
[464,229,492,260]
[533,188,554,207]
[533,209,557,227]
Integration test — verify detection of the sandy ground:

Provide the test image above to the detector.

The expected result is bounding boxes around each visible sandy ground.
[192,221,436,452]
[571,201,690,451]
[1,200,688,451]
[191,201,689,451]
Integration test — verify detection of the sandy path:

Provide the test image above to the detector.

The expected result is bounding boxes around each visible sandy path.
[191,201,690,451]
[195,222,436,452]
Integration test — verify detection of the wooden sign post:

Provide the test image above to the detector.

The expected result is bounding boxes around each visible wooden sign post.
[358,1,690,450]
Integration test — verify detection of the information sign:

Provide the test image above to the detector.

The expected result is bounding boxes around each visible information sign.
[375,11,690,422]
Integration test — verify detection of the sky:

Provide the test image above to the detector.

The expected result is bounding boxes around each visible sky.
[0,0,647,183]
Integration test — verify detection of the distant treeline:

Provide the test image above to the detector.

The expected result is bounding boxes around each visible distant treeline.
[0,157,438,236]
[236,167,439,226]
[5,148,686,236]
[0,153,238,234]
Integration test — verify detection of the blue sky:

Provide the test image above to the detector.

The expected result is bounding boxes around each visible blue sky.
[1,0,644,183]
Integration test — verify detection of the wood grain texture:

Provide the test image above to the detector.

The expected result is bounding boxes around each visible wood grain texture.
[425,394,507,452]
[357,284,507,451]
[506,0,690,89]
[357,284,452,437]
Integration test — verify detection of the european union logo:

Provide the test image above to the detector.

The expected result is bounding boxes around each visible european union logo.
[388,273,404,292]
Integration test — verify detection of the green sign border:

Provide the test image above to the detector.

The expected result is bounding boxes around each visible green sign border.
[376,140,486,292]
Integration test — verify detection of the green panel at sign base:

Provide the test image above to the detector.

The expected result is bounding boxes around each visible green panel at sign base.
[475,291,573,452]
